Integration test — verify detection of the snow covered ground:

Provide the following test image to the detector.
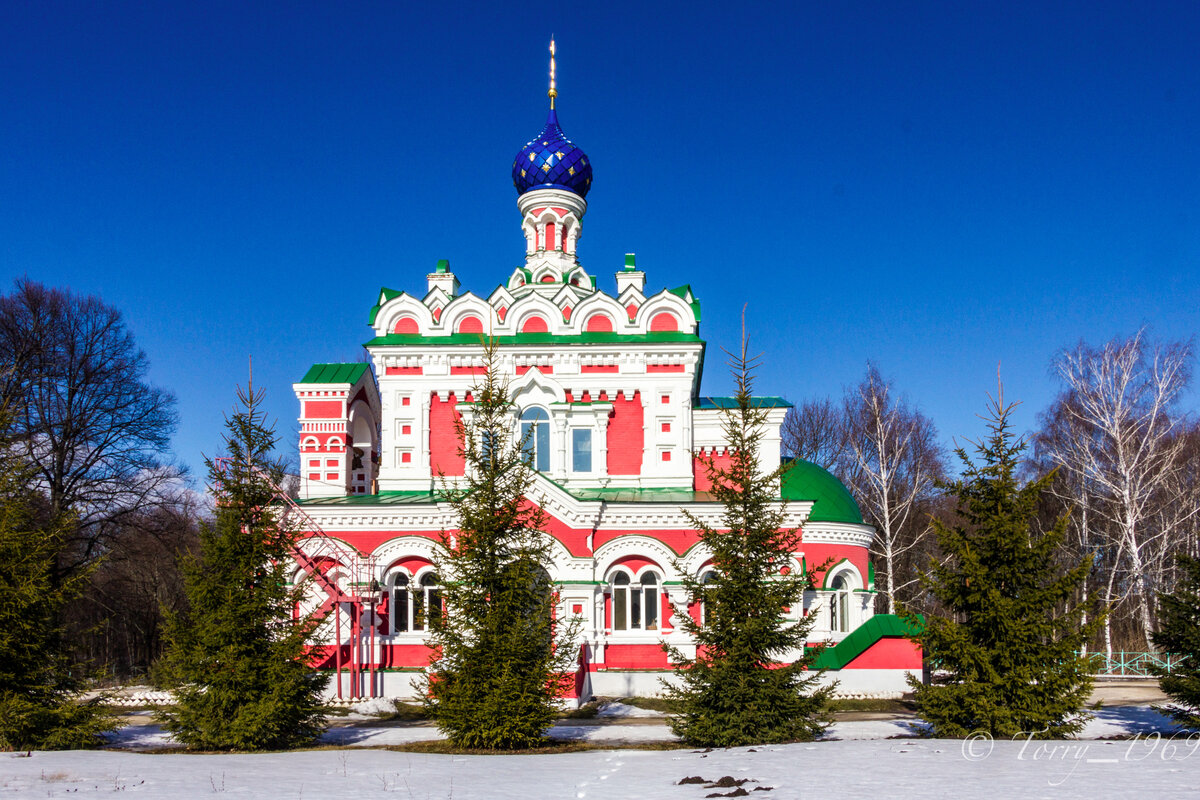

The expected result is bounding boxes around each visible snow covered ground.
[1,706,1195,799]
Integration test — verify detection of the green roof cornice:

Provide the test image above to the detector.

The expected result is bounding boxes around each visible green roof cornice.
[695,396,793,409]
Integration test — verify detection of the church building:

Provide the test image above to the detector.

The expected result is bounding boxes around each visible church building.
[290,51,921,700]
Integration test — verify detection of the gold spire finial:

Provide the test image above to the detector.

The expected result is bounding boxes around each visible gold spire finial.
[548,38,557,109]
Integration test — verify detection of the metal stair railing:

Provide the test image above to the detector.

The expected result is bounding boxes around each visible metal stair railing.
[211,457,381,698]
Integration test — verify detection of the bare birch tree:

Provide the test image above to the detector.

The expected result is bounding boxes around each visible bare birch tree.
[1047,330,1194,649]
[841,366,945,614]
[780,397,851,475]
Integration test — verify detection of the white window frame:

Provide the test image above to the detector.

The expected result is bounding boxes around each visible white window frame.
[385,567,441,635]
[609,568,662,632]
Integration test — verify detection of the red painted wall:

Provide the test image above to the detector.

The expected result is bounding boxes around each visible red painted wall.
[693,451,735,492]
[611,555,661,575]
[378,644,438,670]
[385,366,423,375]
[650,312,679,332]
[647,364,685,373]
[844,637,923,670]
[585,314,614,332]
[592,527,701,558]
[304,400,342,419]
[393,317,419,334]
[456,315,484,334]
[606,390,643,475]
[603,644,669,669]
[429,392,464,476]
[801,542,871,591]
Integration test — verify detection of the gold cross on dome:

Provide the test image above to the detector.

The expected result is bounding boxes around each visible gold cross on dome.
[548,39,557,109]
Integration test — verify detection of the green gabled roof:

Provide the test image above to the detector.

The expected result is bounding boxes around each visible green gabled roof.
[781,458,863,524]
[365,331,705,347]
[297,490,440,507]
[367,287,404,325]
[695,396,793,409]
[298,363,370,385]
[668,284,701,321]
[811,614,922,670]
[566,486,720,503]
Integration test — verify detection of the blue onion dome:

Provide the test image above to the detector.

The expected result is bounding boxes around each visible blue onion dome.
[512,108,593,198]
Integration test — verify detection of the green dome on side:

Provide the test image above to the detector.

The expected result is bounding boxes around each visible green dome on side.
[781,458,864,524]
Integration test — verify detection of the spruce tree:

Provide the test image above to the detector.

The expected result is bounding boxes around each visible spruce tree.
[0,408,119,750]
[1152,555,1200,728]
[422,340,579,749]
[909,391,1097,738]
[156,385,327,750]
[664,340,833,747]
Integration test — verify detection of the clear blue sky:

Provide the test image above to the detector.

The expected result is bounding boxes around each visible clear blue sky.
[2,1,1197,480]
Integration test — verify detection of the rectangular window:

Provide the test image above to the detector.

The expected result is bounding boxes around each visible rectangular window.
[572,428,592,472]
[613,591,627,631]
[521,420,550,471]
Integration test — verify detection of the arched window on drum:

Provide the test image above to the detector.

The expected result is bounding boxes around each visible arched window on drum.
[829,573,851,633]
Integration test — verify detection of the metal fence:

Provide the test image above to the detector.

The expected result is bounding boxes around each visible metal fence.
[1086,650,1181,677]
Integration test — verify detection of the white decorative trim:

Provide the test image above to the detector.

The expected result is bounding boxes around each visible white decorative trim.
[802,522,875,548]
[594,535,682,581]
[371,535,445,579]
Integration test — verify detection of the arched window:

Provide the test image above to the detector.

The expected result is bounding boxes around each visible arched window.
[830,573,851,633]
[699,569,719,625]
[520,407,550,472]
[388,573,410,634]
[414,572,441,632]
[611,569,660,631]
